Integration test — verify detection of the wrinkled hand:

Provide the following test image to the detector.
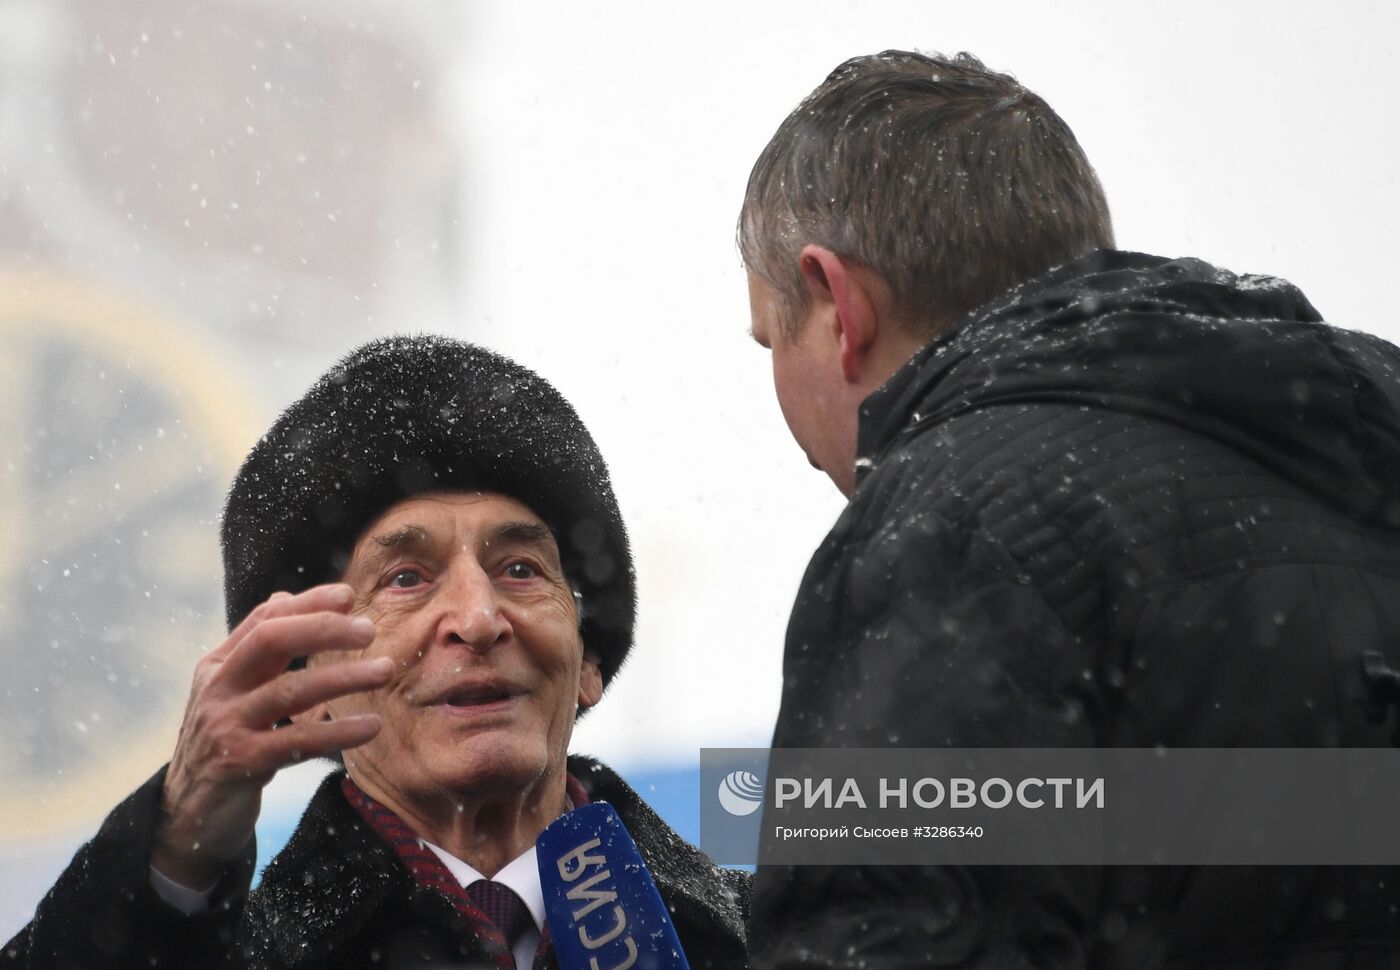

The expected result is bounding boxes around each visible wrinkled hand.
[151,584,391,889]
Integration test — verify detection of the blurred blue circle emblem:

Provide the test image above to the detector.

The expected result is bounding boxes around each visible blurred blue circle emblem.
[717,770,764,817]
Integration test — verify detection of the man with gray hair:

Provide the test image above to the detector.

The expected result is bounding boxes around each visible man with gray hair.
[741,50,1400,966]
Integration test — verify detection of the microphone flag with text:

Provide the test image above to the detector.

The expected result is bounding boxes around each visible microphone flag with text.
[536,801,691,970]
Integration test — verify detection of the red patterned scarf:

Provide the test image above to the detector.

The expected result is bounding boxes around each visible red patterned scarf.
[341,773,590,970]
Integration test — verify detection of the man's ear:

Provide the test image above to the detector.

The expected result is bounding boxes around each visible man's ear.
[287,656,334,726]
[577,653,604,712]
[287,701,333,727]
[798,244,880,383]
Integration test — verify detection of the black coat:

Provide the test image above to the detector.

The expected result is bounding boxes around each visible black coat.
[5,755,749,969]
[751,251,1400,969]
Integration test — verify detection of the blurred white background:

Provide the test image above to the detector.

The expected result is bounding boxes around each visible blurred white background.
[1,0,1396,939]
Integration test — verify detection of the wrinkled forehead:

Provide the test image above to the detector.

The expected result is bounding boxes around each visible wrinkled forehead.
[361,488,546,530]
[343,489,564,574]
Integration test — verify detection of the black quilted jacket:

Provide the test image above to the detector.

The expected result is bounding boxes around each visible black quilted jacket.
[751,251,1400,969]
[5,755,750,969]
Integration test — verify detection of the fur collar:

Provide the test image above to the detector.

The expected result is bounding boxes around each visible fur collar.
[249,756,748,968]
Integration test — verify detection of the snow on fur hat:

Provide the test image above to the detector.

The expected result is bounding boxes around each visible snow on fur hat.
[220,335,635,688]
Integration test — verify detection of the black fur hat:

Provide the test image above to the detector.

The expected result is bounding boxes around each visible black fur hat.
[220,335,635,688]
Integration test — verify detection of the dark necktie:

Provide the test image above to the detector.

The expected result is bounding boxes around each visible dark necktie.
[467,879,534,957]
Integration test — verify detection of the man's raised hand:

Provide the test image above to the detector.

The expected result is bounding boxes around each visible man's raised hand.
[150,583,391,890]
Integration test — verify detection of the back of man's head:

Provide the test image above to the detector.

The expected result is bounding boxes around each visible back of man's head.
[739,50,1114,338]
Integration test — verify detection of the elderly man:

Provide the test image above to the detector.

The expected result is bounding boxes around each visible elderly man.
[4,337,748,969]
[740,50,1400,966]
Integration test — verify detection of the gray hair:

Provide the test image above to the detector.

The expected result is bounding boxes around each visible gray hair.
[739,50,1114,338]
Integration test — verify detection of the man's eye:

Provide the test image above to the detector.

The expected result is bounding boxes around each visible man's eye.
[388,569,423,588]
[505,561,537,580]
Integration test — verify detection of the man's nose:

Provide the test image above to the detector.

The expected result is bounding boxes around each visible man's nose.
[437,561,511,651]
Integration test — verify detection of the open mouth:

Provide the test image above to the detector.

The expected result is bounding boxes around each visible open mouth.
[431,680,522,711]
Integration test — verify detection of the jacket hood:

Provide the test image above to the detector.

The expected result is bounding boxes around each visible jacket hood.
[858,250,1400,527]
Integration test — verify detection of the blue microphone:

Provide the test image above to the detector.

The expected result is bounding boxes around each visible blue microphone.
[536,801,691,970]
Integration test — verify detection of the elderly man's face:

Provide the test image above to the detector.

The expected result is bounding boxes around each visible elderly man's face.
[322,491,601,806]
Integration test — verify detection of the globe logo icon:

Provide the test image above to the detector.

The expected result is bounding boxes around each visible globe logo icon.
[717,770,765,817]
